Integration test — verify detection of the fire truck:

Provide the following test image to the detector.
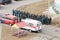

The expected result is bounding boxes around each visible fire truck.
[0,14,18,26]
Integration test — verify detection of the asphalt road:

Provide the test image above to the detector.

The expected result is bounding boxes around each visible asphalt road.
[30,25,60,40]
[0,0,41,15]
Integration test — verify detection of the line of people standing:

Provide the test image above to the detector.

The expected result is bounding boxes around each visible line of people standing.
[13,10,52,25]
[22,12,52,25]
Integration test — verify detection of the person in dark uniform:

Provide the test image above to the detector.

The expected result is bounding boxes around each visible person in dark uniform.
[29,14,31,18]
[15,10,18,16]
[12,10,14,16]
[33,15,34,19]
[36,15,39,20]
[44,16,46,24]
[31,14,34,19]
[34,15,37,20]
[39,15,42,21]
[49,17,52,24]
[41,15,45,24]
[23,11,27,19]
[30,14,32,19]
[27,12,29,18]
[19,12,22,22]
[23,11,25,18]
[26,12,29,18]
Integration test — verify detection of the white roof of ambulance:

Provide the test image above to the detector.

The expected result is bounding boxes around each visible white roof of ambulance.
[22,18,41,24]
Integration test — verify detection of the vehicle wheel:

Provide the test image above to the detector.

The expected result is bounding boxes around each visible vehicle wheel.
[28,29,32,32]
[38,30,42,33]
[2,3,5,5]
[10,24,12,26]
[37,31,40,33]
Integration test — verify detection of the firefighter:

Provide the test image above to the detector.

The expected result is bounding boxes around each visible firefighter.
[28,13,30,18]
[32,15,35,19]
[41,15,45,24]
[39,15,42,21]
[36,15,39,20]
[46,17,49,24]
[19,11,23,18]
[21,11,24,18]
[29,13,31,18]
[12,10,14,16]
[33,15,36,20]
[19,12,22,22]
[37,16,40,21]
[23,11,26,19]
[30,14,32,18]
[26,12,29,18]
[33,15,35,20]
[31,14,34,19]
[33,15,35,19]
[14,10,18,16]
[16,10,19,17]
[26,12,28,18]
[22,11,25,19]
[49,17,52,24]
[18,10,22,15]
[45,16,48,24]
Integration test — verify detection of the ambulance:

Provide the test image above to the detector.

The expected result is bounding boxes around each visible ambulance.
[21,18,42,32]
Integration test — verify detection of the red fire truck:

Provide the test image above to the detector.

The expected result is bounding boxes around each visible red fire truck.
[0,14,18,26]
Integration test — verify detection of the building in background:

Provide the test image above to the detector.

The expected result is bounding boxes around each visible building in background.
[55,0,60,8]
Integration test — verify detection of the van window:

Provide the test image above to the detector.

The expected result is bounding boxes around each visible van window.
[37,23,41,27]
[5,18,12,20]
[28,23,33,26]
[14,18,18,20]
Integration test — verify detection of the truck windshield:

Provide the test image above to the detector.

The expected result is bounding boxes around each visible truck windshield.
[5,17,18,20]
[5,18,12,20]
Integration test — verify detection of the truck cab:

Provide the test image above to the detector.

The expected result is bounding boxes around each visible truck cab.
[1,14,18,26]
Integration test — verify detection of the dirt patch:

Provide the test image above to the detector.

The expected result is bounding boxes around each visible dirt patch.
[1,24,36,40]
[52,15,60,24]
[17,0,54,16]
[16,0,60,25]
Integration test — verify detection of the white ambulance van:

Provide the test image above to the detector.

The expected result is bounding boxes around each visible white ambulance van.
[21,18,42,32]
